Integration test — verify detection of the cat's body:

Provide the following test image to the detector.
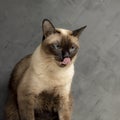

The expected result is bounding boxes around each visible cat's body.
[5,19,86,120]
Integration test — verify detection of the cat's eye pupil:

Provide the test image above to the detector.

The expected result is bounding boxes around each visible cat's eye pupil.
[54,44,61,49]
[71,46,75,50]
[70,45,76,52]
[57,44,60,48]
[71,46,74,49]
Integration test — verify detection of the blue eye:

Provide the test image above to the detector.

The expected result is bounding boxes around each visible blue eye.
[54,44,61,50]
[70,46,76,52]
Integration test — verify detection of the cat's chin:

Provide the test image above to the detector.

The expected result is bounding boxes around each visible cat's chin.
[58,63,68,67]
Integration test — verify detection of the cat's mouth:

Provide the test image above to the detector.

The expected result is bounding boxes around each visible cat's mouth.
[58,57,71,67]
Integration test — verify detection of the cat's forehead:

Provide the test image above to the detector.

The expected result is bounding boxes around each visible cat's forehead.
[56,28,72,35]
[45,28,78,44]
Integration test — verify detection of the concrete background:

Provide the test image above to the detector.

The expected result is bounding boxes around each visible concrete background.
[1,0,120,120]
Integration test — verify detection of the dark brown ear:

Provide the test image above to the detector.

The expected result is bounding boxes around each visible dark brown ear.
[72,25,87,38]
[42,19,55,38]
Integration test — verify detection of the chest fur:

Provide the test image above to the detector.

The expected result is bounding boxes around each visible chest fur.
[28,67,73,95]
[34,90,72,119]
[18,45,75,96]
[19,63,74,96]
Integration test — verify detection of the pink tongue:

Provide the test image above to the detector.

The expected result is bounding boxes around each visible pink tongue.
[60,58,71,65]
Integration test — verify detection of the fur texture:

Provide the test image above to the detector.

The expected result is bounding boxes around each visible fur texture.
[5,19,86,120]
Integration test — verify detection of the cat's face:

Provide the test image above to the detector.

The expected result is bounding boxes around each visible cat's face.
[41,19,86,67]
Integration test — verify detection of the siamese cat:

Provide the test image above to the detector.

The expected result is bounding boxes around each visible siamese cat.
[5,19,86,120]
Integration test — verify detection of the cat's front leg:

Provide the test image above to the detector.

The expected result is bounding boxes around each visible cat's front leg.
[58,96,72,120]
[17,93,35,120]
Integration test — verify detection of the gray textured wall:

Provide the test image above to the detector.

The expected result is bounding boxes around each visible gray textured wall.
[1,0,120,120]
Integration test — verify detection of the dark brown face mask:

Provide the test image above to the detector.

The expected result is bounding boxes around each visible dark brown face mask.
[41,19,86,67]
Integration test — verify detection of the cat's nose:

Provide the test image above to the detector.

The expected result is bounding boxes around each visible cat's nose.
[63,52,70,58]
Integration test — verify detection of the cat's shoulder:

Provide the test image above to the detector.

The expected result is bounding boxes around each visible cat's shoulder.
[9,54,32,92]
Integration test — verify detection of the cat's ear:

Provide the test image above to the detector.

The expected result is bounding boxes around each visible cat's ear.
[42,19,55,38]
[72,25,87,38]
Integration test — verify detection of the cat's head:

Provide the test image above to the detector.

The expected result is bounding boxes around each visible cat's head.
[41,19,86,67]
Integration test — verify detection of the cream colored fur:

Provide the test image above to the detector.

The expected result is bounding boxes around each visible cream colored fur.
[17,44,75,98]
[5,19,86,120]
